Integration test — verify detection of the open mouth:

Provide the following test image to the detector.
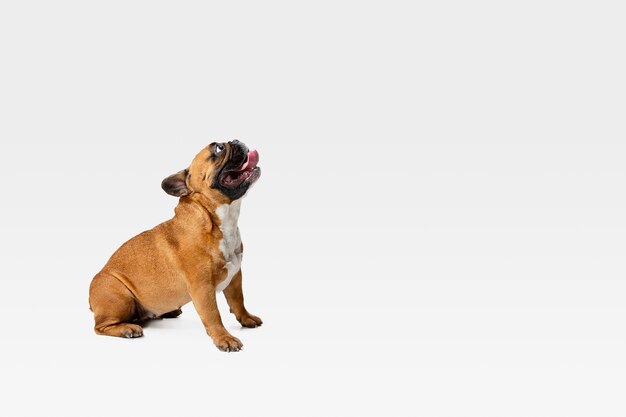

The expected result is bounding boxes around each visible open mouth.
[220,149,260,188]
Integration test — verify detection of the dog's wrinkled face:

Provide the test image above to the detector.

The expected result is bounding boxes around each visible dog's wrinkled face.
[161,140,261,202]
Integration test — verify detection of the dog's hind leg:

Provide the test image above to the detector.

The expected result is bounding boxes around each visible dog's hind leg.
[89,273,143,338]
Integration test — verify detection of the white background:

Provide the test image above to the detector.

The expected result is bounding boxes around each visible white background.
[1,1,625,416]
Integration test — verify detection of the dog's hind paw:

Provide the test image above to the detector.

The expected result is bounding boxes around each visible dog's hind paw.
[160,309,183,319]
[121,324,144,338]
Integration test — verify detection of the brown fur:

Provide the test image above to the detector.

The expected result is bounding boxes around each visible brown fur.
[89,143,262,352]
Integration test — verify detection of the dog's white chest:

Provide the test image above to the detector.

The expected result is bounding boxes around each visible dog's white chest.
[215,201,243,292]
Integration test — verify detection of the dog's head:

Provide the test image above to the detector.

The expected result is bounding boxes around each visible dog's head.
[161,140,261,203]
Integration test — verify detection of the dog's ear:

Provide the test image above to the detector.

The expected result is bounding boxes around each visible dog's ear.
[161,169,190,197]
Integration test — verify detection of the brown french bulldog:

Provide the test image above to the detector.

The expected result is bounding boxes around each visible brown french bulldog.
[89,140,262,352]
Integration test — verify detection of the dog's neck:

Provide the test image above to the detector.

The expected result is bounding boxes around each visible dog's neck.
[214,199,242,231]
[174,193,242,233]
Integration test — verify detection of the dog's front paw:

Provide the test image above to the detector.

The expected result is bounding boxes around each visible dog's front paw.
[213,333,243,352]
[239,313,263,328]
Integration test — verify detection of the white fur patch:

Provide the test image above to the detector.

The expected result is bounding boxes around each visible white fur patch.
[214,201,243,292]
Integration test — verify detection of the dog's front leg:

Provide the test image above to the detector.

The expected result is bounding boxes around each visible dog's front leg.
[224,270,263,328]
[187,277,243,352]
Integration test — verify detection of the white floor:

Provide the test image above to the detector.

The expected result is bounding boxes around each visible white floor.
[4,234,626,416]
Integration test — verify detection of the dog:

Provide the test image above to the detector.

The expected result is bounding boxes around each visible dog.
[89,140,262,352]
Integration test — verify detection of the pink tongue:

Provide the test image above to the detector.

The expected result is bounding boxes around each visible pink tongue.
[239,149,259,171]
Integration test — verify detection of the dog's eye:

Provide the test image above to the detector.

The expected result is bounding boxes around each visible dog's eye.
[214,144,224,155]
